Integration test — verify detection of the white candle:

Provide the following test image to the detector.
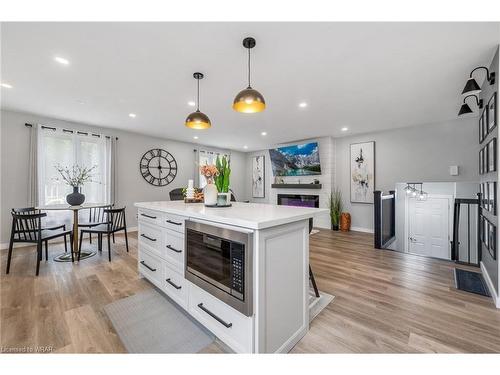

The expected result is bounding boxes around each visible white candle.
[188,179,194,189]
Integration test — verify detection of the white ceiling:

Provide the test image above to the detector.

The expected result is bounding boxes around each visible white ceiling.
[1,22,499,151]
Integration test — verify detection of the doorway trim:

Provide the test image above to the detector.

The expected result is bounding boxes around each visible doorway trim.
[404,194,454,259]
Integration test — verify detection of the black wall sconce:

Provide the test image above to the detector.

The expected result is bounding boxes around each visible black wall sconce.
[462,66,496,96]
[458,94,483,116]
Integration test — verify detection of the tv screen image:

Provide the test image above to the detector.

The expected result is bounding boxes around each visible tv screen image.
[269,142,321,176]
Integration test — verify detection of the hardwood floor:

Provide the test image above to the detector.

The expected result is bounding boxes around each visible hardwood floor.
[1,229,499,353]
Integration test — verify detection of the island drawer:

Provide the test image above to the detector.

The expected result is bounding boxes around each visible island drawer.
[163,262,188,310]
[163,213,185,233]
[138,223,163,257]
[138,249,163,288]
[138,209,163,226]
[188,283,253,353]
[163,229,185,271]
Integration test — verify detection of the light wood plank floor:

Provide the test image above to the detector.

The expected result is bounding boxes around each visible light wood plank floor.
[1,230,499,353]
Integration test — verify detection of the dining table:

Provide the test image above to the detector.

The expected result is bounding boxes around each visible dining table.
[36,203,110,262]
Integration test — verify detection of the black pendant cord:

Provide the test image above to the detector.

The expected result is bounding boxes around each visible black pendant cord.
[463,94,483,108]
[247,46,251,89]
[196,78,200,111]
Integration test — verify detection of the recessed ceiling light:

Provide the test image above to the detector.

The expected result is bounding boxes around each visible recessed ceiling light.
[193,136,199,140]
[298,102,308,108]
[243,145,248,149]
[54,56,70,65]
[129,113,136,118]
[341,127,349,132]
[1,83,13,89]
[188,101,196,107]
[261,131,267,136]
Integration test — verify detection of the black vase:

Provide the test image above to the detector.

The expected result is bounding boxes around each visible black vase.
[66,186,85,206]
[331,223,339,231]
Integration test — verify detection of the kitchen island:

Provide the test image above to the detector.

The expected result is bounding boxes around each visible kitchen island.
[134,201,327,353]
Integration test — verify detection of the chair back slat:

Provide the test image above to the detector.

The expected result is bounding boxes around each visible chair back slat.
[87,205,113,224]
[11,212,46,242]
[104,207,126,232]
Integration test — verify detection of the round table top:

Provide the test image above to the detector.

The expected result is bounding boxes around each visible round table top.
[36,203,109,211]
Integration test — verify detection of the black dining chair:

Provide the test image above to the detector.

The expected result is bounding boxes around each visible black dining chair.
[12,207,72,258]
[7,212,73,276]
[169,188,185,201]
[78,207,128,262]
[78,205,114,244]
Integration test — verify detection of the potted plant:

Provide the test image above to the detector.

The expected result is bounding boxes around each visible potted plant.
[54,164,98,206]
[199,164,219,206]
[328,188,343,231]
[214,155,231,206]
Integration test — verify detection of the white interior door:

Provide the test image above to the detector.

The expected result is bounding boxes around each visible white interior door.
[408,197,450,260]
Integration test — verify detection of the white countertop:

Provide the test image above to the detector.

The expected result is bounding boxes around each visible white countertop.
[134,201,328,230]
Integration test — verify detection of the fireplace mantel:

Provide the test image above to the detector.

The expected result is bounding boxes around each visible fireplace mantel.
[271,184,322,189]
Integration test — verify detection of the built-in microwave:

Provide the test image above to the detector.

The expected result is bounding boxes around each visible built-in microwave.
[185,220,253,316]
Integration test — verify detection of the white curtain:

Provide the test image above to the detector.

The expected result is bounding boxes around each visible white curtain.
[36,125,114,226]
[197,149,230,188]
[28,125,39,206]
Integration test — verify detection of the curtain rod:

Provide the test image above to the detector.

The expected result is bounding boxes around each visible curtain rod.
[24,123,118,140]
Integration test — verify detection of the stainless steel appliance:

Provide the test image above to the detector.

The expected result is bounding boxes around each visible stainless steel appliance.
[185,220,253,316]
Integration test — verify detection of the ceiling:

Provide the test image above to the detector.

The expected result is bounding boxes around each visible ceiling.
[1,22,499,151]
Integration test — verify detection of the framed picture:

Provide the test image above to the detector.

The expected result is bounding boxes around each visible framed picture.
[488,138,497,172]
[479,109,486,144]
[350,141,375,203]
[480,183,485,208]
[479,148,484,174]
[490,181,497,215]
[488,92,497,133]
[251,155,265,198]
[489,222,497,260]
[484,182,489,210]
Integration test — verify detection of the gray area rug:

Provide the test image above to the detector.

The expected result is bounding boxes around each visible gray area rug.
[105,287,334,353]
[104,288,214,353]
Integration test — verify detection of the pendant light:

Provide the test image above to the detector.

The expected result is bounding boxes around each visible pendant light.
[185,72,211,129]
[233,37,266,113]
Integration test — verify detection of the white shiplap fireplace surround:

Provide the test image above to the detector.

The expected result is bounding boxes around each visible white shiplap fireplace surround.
[246,137,334,229]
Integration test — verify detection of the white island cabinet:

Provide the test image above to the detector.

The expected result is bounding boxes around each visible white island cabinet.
[134,201,327,353]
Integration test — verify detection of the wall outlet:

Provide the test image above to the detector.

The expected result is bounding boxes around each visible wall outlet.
[449,165,459,176]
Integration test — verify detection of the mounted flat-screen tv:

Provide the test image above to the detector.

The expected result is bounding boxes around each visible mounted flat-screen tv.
[269,142,321,176]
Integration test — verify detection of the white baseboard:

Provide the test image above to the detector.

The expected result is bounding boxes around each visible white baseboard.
[351,226,374,234]
[480,261,500,308]
[0,226,138,250]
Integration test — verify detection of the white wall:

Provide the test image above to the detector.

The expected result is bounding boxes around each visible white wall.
[245,137,333,229]
[0,109,247,245]
[334,117,478,232]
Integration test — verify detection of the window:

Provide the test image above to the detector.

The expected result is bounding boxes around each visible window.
[37,126,111,206]
[197,149,230,188]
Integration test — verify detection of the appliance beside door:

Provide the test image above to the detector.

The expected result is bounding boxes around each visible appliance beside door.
[408,197,450,260]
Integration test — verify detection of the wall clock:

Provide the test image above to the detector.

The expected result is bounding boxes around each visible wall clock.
[139,148,177,186]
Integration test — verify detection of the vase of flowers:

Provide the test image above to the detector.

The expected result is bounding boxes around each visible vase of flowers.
[214,156,231,206]
[199,164,219,206]
[55,164,98,206]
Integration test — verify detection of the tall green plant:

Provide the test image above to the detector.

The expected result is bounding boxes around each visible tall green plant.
[329,188,343,227]
[214,156,231,193]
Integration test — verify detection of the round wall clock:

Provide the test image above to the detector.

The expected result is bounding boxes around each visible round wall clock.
[139,148,177,186]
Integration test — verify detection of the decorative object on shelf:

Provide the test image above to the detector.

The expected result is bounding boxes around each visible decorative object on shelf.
[488,92,497,132]
[140,148,177,186]
[403,182,428,201]
[313,179,320,184]
[462,66,495,96]
[350,141,375,203]
[340,212,351,232]
[185,72,211,129]
[214,155,231,206]
[487,137,497,172]
[269,142,321,176]
[233,37,266,113]
[252,155,265,198]
[54,164,98,206]
[328,188,343,231]
[199,164,219,206]
[458,94,483,116]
